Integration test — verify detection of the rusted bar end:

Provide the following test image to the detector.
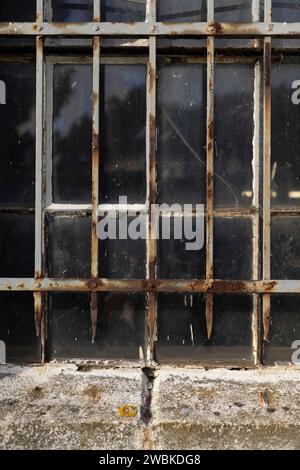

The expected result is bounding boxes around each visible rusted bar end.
[90,292,98,343]
[263,294,271,342]
[206,293,213,340]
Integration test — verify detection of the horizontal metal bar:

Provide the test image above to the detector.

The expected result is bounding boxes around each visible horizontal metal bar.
[1,22,300,37]
[0,279,300,294]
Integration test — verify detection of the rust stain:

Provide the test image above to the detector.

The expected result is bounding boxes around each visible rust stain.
[259,390,270,407]
[83,384,102,401]
[263,281,277,292]
[27,386,44,399]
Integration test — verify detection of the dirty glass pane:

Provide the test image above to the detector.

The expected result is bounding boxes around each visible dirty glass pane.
[271,217,300,279]
[99,214,146,278]
[48,214,91,278]
[265,295,300,364]
[0,63,35,208]
[156,294,253,364]
[99,65,147,204]
[157,0,207,22]
[214,217,253,279]
[214,0,253,22]
[272,0,300,21]
[158,215,205,279]
[51,0,93,21]
[0,293,40,363]
[52,64,92,204]
[215,64,254,208]
[157,64,206,205]
[48,293,145,360]
[0,0,35,21]
[0,213,34,277]
[271,62,300,208]
[101,0,146,21]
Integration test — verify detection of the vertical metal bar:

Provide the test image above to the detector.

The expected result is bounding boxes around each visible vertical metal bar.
[146,0,157,364]
[35,0,45,362]
[94,0,101,22]
[263,1,272,350]
[252,61,261,364]
[205,1,214,340]
[90,1,101,342]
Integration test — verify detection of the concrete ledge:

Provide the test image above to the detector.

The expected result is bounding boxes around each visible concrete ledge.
[151,368,300,450]
[0,365,300,449]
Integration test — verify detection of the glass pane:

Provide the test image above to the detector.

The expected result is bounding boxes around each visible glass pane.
[157,0,207,22]
[101,0,146,21]
[158,215,205,279]
[156,294,253,364]
[272,61,300,208]
[99,65,147,204]
[51,0,93,21]
[0,0,35,21]
[0,293,40,363]
[157,64,206,205]
[0,63,35,207]
[214,217,253,279]
[272,0,300,21]
[265,295,300,364]
[99,214,146,278]
[214,0,253,22]
[48,214,91,278]
[271,216,300,279]
[215,64,254,208]
[48,292,145,360]
[0,213,34,277]
[53,64,92,204]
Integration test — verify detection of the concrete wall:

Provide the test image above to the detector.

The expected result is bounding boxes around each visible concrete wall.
[0,364,300,450]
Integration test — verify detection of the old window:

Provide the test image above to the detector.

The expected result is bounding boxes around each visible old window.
[0,1,299,367]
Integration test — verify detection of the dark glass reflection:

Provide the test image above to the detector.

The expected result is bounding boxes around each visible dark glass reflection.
[53,64,92,204]
[48,214,91,278]
[0,213,34,277]
[48,292,145,359]
[271,216,300,279]
[214,217,253,279]
[51,0,93,21]
[157,64,206,205]
[157,0,207,22]
[265,295,300,364]
[215,64,254,208]
[272,0,300,21]
[101,0,145,21]
[156,294,253,363]
[0,293,40,363]
[99,65,146,204]
[0,63,35,207]
[158,215,205,279]
[99,214,146,278]
[0,0,35,21]
[271,62,300,208]
[214,0,253,22]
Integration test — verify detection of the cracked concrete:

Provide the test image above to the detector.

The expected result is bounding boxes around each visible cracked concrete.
[0,364,300,449]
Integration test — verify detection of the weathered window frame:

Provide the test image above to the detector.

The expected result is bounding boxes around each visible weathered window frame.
[0,0,300,366]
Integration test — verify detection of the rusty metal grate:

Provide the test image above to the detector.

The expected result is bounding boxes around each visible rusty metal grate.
[0,0,300,365]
